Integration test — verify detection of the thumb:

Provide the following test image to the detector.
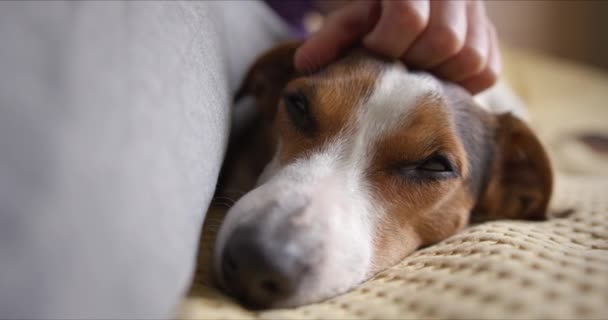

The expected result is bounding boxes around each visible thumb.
[294,1,379,72]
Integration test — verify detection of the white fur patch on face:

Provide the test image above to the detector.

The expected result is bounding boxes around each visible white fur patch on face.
[356,64,442,148]
[350,64,443,172]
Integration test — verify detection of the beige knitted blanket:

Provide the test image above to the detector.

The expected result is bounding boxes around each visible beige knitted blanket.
[178,48,608,319]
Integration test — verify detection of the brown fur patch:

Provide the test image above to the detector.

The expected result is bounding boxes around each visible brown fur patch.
[473,113,553,221]
[277,54,383,164]
[367,98,472,271]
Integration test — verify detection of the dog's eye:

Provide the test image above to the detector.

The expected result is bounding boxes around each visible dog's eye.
[396,154,457,181]
[417,155,453,172]
[283,92,315,133]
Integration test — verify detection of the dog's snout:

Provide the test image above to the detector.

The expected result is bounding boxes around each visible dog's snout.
[221,226,306,308]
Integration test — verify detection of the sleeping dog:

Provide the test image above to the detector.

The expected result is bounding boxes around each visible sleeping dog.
[205,42,552,309]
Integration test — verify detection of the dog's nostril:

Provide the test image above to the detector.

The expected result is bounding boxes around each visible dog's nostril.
[225,254,237,272]
[249,274,295,307]
[260,279,281,296]
[222,251,240,286]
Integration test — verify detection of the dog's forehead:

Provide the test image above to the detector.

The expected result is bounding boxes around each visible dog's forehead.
[324,53,442,96]
[361,63,444,130]
[318,52,447,120]
[321,54,448,142]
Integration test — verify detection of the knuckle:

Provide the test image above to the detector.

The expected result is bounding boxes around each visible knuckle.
[391,0,416,13]
[482,66,499,87]
[486,67,499,84]
[406,10,429,34]
[390,1,428,33]
[477,79,494,93]
[489,54,502,77]
[427,24,465,56]
[461,44,486,73]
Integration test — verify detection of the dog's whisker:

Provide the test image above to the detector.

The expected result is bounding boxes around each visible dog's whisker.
[211,201,233,209]
[214,196,237,205]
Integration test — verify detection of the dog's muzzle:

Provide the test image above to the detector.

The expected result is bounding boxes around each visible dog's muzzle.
[218,197,321,308]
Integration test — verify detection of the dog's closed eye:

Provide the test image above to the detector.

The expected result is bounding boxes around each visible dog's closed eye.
[417,155,454,172]
[395,154,458,181]
[283,92,316,134]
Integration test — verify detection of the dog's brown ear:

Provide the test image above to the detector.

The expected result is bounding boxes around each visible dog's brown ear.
[473,113,553,222]
[235,41,302,118]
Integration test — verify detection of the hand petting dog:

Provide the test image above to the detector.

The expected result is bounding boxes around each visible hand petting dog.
[295,0,500,94]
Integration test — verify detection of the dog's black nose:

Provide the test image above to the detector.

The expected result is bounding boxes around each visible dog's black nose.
[221,226,304,308]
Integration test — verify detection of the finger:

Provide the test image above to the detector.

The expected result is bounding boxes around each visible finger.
[362,0,430,59]
[433,1,490,82]
[294,1,379,72]
[403,0,467,69]
[458,24,501,94]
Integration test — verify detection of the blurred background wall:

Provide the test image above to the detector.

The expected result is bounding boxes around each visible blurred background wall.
[486,0,608,70]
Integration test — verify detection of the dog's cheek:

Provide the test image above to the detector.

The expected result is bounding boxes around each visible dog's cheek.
[369,210,422,275]
[415,189,472,245]
[364,177,431,273]
[256,148,282,186]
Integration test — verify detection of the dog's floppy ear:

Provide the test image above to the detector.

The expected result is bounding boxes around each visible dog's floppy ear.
[473,113,553,222]
[235,41,302,118]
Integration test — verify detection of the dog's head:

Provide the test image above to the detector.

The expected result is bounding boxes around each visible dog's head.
[214,42,553,308]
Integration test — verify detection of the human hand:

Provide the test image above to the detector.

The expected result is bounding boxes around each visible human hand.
[294,0,500,94]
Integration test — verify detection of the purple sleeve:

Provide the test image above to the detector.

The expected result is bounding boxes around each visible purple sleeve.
[264,0,315,38]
